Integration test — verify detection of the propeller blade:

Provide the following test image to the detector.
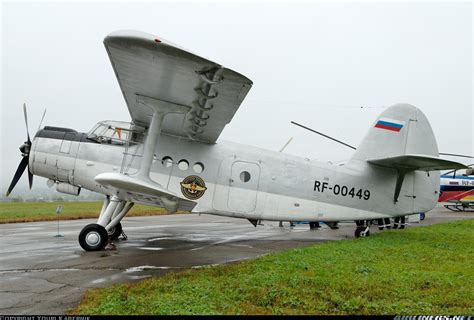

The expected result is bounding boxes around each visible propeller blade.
[23,103,31,144]
[6,156,29,197]
[28,168,33,189]
[36,108,47,133]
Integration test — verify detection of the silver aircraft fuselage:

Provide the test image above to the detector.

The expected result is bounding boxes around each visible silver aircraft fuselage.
[30,124,439,222]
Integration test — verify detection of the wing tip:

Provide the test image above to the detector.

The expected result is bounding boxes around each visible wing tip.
[104,30,254,87]
[104,30,154,45]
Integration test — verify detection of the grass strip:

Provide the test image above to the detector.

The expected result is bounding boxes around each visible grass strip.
[0,201,182,223]
[72,218,474,315]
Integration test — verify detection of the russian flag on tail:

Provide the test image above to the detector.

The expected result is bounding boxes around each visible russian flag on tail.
[374,118,405,132]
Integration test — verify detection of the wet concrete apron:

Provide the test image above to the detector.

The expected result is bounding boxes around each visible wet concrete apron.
[1,206,472,314]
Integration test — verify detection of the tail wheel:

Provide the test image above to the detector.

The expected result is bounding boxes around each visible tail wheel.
[79,224,108,251]
[108,222,123,240]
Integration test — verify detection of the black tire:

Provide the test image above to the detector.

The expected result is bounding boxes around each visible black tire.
[355,226,370,238]
[78,224,108,251]
[108,222,122,240]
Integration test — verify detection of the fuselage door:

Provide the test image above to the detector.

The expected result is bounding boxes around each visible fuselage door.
[228,161,261,213]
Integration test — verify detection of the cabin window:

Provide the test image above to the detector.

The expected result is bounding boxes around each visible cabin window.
[193,162,204,173]
[240,171,251,182]
[178,159,189,170]
[162,156,173,168]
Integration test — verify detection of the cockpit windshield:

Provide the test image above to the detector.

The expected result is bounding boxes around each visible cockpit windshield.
[87,121,145,146]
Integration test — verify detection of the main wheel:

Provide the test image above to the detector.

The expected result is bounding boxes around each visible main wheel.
[355,226,370,238]
[108,222,123,240]
[79,224,108,251]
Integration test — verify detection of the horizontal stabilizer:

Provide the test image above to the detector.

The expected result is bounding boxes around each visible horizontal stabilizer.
[368,154,467,171]
[95,173,196,212]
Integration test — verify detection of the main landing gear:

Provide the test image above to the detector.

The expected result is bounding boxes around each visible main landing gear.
[354,220,370,238]
[78,224,108,251]
[107,222,123,240]
[78,196,134,251]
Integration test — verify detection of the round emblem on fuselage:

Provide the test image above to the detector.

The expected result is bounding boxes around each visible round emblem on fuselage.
[180,175,207,200]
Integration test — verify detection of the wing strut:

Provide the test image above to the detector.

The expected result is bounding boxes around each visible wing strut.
[95,94,192,213]
[135,94,190,179]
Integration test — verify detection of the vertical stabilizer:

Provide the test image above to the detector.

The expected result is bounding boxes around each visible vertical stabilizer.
[350,104,444,214]
[351,103,439,162]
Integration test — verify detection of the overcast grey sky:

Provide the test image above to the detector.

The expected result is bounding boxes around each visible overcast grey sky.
[1,1,472,195]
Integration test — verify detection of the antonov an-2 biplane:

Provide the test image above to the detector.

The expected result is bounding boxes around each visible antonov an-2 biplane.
[6,30,467,251]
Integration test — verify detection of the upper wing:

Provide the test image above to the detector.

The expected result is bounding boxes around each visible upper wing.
[104,30,253,143]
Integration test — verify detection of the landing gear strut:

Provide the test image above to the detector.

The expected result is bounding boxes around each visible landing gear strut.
[107,222,123,240]
[78,196,134,251]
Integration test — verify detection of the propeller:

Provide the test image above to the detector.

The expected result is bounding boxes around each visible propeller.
[6,104,46,196]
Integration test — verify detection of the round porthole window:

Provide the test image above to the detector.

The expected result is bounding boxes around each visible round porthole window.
[240,171,251,182]
[178,159,189,170]
[193,162,204,173]
[162,156,173,168]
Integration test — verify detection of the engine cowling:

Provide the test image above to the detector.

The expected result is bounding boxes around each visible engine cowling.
[55,182,81,196]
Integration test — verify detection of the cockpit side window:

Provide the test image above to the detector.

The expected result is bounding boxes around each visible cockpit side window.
[87,122,144,146]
